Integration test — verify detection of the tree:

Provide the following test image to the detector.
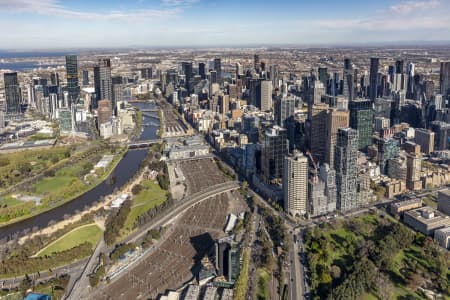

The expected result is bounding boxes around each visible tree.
[330,265,341,279]
[131,184,143,195]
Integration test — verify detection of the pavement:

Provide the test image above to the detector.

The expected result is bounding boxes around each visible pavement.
[66,238,106,300]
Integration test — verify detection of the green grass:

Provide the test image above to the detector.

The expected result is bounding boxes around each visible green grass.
[121,180,166,235]
[37,224,102,257]
[0,147,126,227]
[35,176,77,195]
[0,195,22,207]
[361,293,379,300]
[256,268,271,300]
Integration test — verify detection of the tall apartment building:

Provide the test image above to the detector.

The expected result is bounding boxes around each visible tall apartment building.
[349,99,374,151]
[261,126,288,183]
[309,103,329,163]
[430,121,450,151]
[440,61,450,98]
[335,128,359,211]
[275,96,295,128]
[93,58,112,109]
[260,80,273,111]
[414,128,435,154]
[324,109,349,167]
[406,153,422,190]
[283,151,308,216]
[309,164,337,217]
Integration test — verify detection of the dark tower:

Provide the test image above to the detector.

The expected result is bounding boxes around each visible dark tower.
[93,58,112,110]
[214,58,221,82]
[199,62,206,80]
[369,57,379,101]
[65,55,79,106]
[4,72,21,115]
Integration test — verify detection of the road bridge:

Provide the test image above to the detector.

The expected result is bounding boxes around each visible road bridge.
[128,139,163,149]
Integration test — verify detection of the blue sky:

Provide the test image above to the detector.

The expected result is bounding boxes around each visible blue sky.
[0,0,449,49]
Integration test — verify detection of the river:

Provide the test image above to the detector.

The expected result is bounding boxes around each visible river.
[0,102,159,240]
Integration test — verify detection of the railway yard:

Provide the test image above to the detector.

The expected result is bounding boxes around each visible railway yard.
[177,158,227,195]
[91,190,247,299]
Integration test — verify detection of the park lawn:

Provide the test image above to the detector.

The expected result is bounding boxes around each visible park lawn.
[256,268,271,300]
[122,180,167,234]
[35,176,76,195]
[37,224,102,257]
[0,195,23,208]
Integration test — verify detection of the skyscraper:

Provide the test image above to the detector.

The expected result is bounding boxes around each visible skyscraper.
[82,70,89,86]
[440,61,450,98]
[4,72,21,115]
[235,63,243,79]
[283,151,308,216]
[261,126,288,183]
[213,58,221,82]
[93,58,112,109]
[430,121,450,151]
[199,62,206,80]
[395,60,404,74]
[369,57,379,101]
[325,109,349,167]
[249,79,261,108]
[309,103,329,163]
[254,54,260,71]
[275,96,296,150]
[275,96,295,128]
[335,128,359,211]
[309,164,337,217]
[311,80,325,105]
[260,80,273,111]
[65,55,79,106]
[407,63,415,97]
[318,67,328,87]
[343,58,354,102]
[182,61,193,89]
[349,99,374,151]
[97,99,112,125]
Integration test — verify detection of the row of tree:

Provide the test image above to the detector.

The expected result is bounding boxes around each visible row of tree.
[104,201,132,246]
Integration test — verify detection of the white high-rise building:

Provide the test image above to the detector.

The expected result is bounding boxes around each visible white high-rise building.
[261,80,273,111]
[283,151,308,216]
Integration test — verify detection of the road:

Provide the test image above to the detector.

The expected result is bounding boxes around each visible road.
[66,239,106,300]
[288,229,304,300]
[0,258,88,290]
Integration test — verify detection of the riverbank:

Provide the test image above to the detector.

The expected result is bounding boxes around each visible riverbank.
[0,146,127,228]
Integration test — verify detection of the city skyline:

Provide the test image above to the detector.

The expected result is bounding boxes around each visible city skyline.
[0,0,449,49]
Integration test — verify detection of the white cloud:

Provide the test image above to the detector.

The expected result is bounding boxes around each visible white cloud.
[296,0,449,33]
[389,0,441,14]
[0,0,180,20]
[161,0,199,6]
